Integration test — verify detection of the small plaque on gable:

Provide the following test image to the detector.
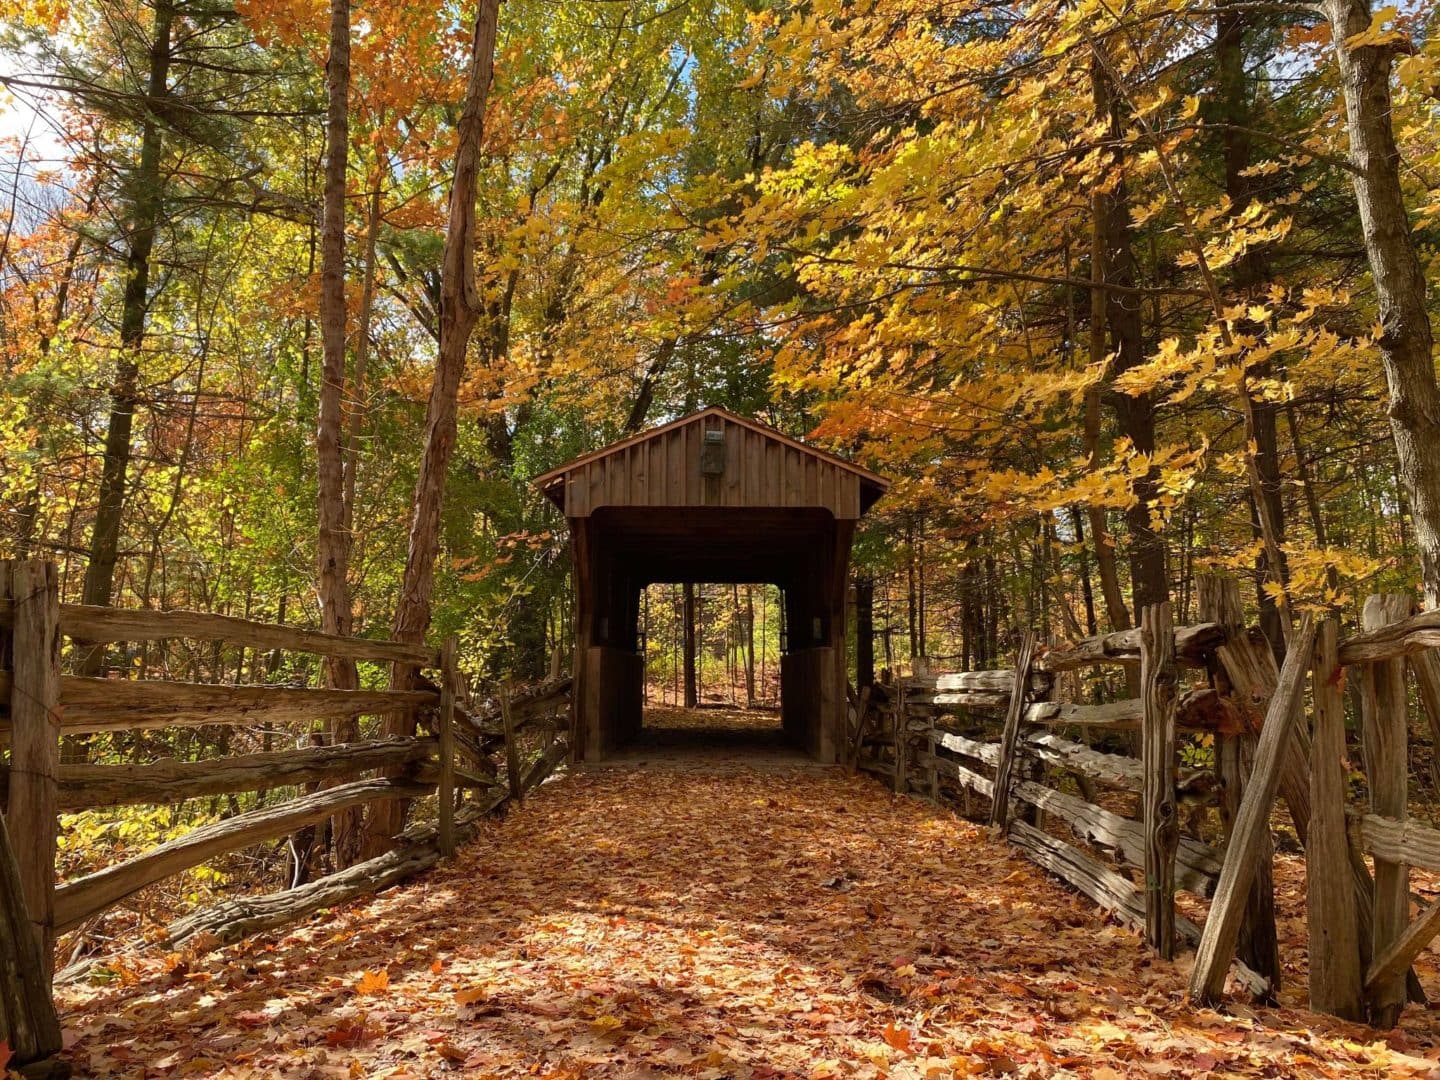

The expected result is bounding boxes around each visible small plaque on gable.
[700,429,726,476]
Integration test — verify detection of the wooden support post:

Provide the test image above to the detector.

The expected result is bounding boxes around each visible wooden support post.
[1189,614,1315,1005]
[893,680,907,794]
[499,683,524,805]
[894,717,907,794]
[0,808,63,1072]
[1140,602,1178,959]
[1308,618,1364,1020]
[1197,575,1280,991]
[437,636,458,857]
[847,685,872,771]
[928,723,940,803]
[989,632,1037,830]
[1359,594,1411,1027]
[5,561,60,978]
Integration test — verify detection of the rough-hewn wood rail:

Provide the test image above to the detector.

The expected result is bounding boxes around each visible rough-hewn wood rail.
[1,558,573,1074]
[858,602,1244,980]
[0,599,443,667]
[858,574,1440,1030]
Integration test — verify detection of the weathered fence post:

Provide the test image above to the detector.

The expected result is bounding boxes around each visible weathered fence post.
[5,560,61,977]
[437,635,458,857]
[500,683,524,805]
[1197,575,1280,989]
[989,632,1037,830]
[0,811,64,1074]
[1359,593,1411,1027]
[1140,602,1178,958]
[893,678,907,794]
[1307,617,1364,1020]
[1189,614,1315,1005]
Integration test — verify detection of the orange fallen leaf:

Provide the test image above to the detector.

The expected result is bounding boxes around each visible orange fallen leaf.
[455,985,489,1006]
[355,968,390,995]
[882,1022,912,1052]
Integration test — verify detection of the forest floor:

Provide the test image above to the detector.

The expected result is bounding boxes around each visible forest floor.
[55,710,1440,1078]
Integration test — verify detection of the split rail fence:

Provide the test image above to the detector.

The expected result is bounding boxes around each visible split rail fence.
[852,574,1440,1027]
[0,559,570,1075]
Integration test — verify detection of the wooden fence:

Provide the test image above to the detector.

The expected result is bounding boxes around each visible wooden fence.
[854,574,1440,1027]
[0,559,570,1074]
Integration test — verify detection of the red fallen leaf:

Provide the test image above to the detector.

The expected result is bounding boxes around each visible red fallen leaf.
[326,1020,372,1047]
[881,1022,911,1052]
[234,1011,271,1029]
[1192,1052,1220,1071]
[435,1041,467,1062]
[0,1040,12,1072]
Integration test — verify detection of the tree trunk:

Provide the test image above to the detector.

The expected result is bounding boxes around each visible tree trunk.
[316,0,355,681]
[363,0,501,857]
[1215,0,1288,660]
[1093,54,1167,620]
[316,0,365,869]
[683,583,698,707]
[854,576,874,691]
[1084,138,1130,634]
[77,0,175,675]
[1323,0,1440,607]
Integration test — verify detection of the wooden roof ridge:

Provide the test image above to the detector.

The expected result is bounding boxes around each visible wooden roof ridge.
[531,406,891,491]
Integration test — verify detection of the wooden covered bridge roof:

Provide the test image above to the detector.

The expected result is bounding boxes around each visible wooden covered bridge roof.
[533,406,888,521]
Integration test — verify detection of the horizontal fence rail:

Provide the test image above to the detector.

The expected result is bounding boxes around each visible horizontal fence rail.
[0,559,574,1073]
[851,573,1440,1029]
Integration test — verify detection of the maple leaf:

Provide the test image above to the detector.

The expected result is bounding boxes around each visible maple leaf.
[355,968,390,995]
[326,1019,373,1047]
[0,1041,12,1073]
[882,1021,913,1052]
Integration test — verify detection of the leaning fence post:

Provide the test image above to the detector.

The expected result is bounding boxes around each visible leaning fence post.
[1140,602,1178,958]
[1307,617,1363,1020]
[5,560,61,979]
[437,635,458,857]
[989,632,1037,831]
[1197,574,1281,990]
[1359,593,1411,1027]
[1189,613,1315,1005]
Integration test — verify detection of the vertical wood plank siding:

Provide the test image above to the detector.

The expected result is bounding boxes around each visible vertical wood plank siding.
[547,415,872,519]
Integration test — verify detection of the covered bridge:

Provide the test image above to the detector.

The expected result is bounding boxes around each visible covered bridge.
[535,407,888,762]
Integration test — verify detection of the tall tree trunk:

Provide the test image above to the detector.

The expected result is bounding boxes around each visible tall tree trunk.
[744,585,757,707]
[1217,0,1288,660]
[363,0,501,857]
[343,180,383,553]
[1085,172,1130,634]
[1070,506,1099,636]
[854,575,874,691]
[907,519,919,658]
[683,583,698,707]
[1093,54,1167,620]
[317,0,356,671]
[316,0,365,868]
[77,0,174,675]
[1322,0,1440,607]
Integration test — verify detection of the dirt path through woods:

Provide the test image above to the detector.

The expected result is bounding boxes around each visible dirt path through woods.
[57,745,1440,1077]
